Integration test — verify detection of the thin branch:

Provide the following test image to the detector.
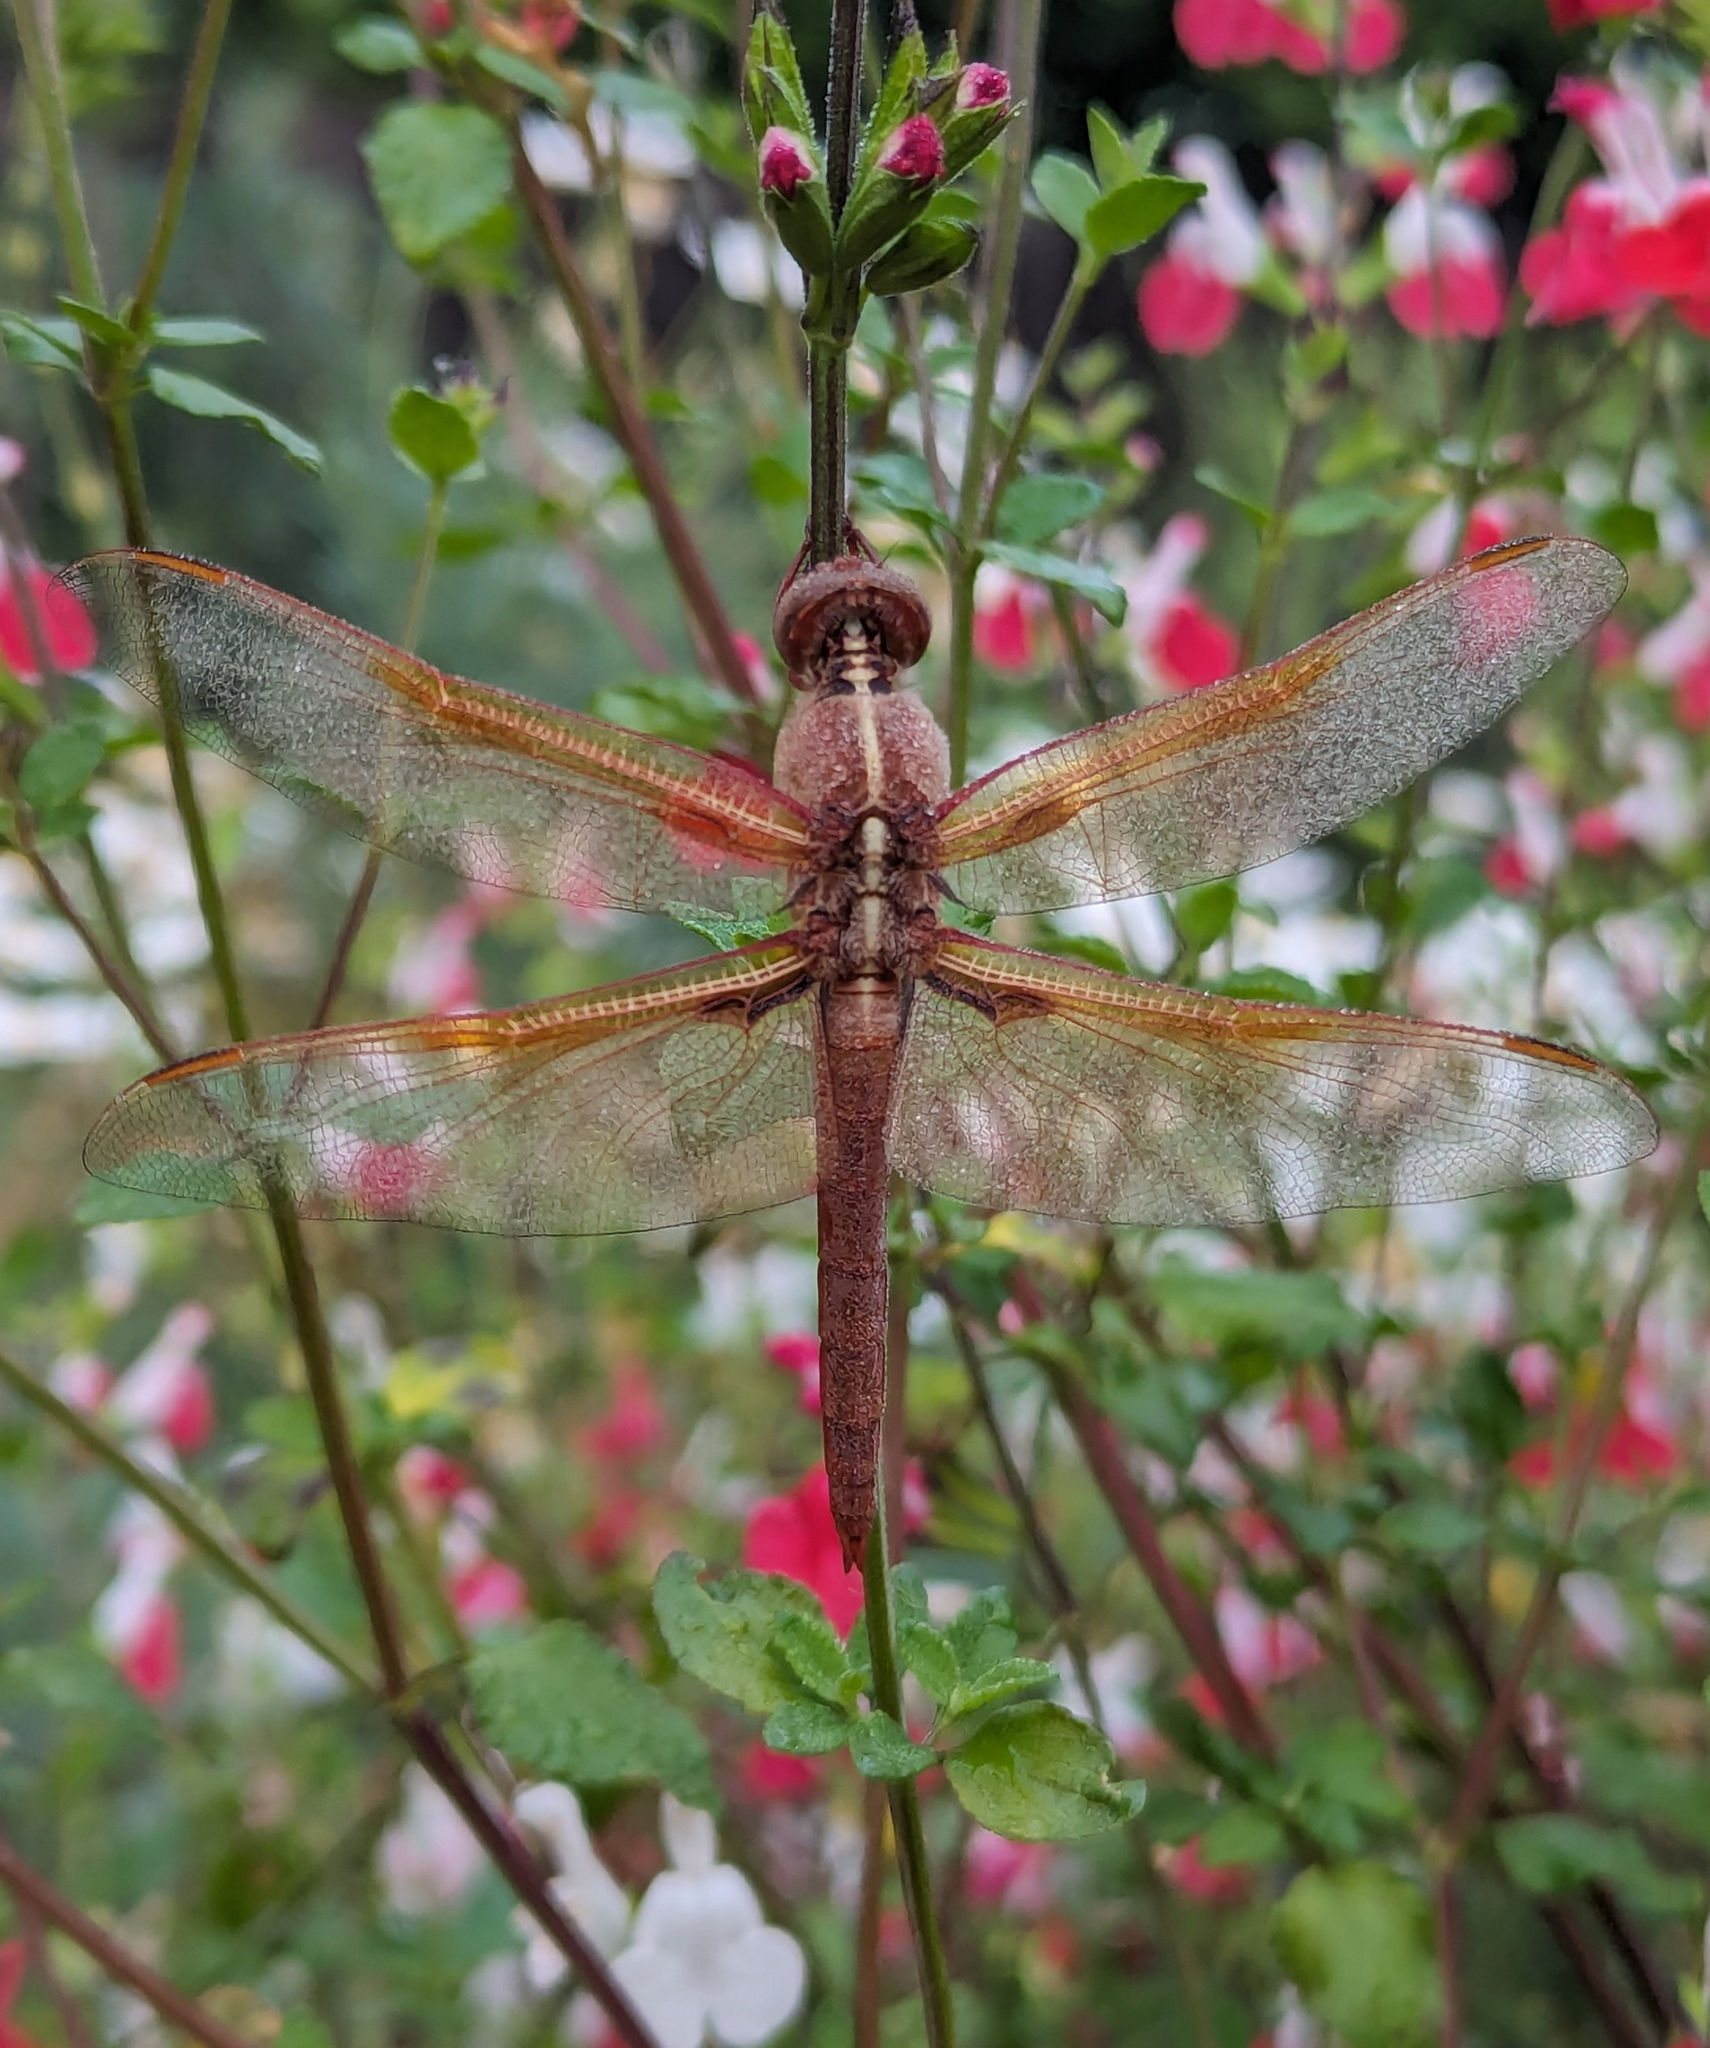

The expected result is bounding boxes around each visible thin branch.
[127,0,232,334]
[853,1779,888,2048]
[0,1829,260,2048]
[6,0,104,306]
[511,141,761,707]
[0,1341,374,1689]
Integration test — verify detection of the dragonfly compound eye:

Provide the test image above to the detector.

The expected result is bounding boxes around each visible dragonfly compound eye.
[772,557,933,682]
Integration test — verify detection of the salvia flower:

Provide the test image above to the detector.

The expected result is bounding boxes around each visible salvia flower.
[759,126,817,198]
[877,115,947,183]
[956,62,1010,111]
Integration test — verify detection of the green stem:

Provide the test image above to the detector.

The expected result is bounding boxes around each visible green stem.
[809,332,850,565]
[863,1498,956,2048]
[0,1342,374,1690]
[7,0,104,306]
[127,0,233,336]
[978,262,1092,543]
[947,0,1045,782]
[267,1188,411,1700]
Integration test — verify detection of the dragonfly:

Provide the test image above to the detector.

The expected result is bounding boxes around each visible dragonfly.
[72,535,1656,1565]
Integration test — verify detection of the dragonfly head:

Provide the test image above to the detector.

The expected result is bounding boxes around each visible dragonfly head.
[773,556,932,689]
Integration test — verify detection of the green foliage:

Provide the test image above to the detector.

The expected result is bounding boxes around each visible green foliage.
[468,1619,716,1808]
[146,366,322,472]
[361,103,514,265]
[1272,1864,1442,2048]
[945,1704,1142,1841]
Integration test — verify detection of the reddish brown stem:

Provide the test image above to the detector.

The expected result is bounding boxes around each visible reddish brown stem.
[1044,1361,1275,1760]
[0,1829,256,2048]
[512,143,761,710]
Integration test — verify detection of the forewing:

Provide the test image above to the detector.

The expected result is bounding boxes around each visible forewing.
[66,551,810,919]
[85,947,819,1234]
[892,938,1656,1225]
[935,537,1624,912]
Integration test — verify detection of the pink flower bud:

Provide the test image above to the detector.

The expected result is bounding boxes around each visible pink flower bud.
[877,114,946,183]
[956,62,1010,111]
[760,125,817,198]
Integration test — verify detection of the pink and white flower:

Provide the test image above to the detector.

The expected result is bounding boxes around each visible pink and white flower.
[1138,139,1265,356]
[1174,0,1403,76]
[1114,514,1241,694]
[1383,185,1505,338]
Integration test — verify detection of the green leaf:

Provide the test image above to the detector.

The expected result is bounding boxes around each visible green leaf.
[942,1585,1020,1680]
[848,1709,937,1781]
[1174,877,1237,950]
[1287,487,1395,540]
[1273,1863,1441,2048]
[898,1622,959,1705]
[1374,1498,1484,1559]
[1038,931,1132,977]
[145,366,322,472]
[475,44,572,113]
[763,1701,851,1755]
[19,720,105,811]
[73,1179,222,1225]
[361,103,513,265]
[653,1552,831,1715]
[946,1656,1058,1719]
[854,450,947,531]
[993,473,1106,548]
[1494,1814,1701,1914]
[1082,175,1204,260]
[1194,462,1270,531]
[0,313,83,370]
[946,1703,1141,1842]
[1206,966,1322,1005]
[1589,501,1658,560]
[1699,1170,1710,1228]
[1086,104,1133,193]
[774,1610,850,1703]
[56,294,134,349]
[1032,152,1101,243]
[1197,1804,1288,1866]
[666,906,783,952]
[468,1619,716,1809]
[151,316,263,348]
[1150,1264,1364,1360]
[387,387,482,485]
[334,16,425,71]
[1444,102,1517,153]
[1287,1723,1411,1822]
[981,542,1126,625]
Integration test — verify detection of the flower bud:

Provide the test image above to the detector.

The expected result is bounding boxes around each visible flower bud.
[864,217,980,296]
[760,126,817,199]
[876,115,947,183]
[936,62,1015,180]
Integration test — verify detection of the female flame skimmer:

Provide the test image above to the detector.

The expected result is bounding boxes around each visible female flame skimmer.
[71,537,1655,1563]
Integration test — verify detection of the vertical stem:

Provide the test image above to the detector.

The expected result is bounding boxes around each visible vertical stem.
[127,0,233,335]
[947,0,1044,782]
[7,0,104,306]
[862,1497,956,2048]
[809,334,849,565]
[853,1779,888,2048]
[824,0,869,219]
[807,0,869,565]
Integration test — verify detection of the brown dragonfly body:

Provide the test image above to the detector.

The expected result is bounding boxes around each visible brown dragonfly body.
[74,538,1657,1565]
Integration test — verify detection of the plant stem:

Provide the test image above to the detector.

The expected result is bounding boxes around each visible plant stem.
[853,1779,888,2048]
[0,1340,375,1688]
[862,1499,956,2048]
[7,0,104,307]
[824,0,868,219]
[946,0,1044,781]
[809,333,850,565]
[0,1831,257,2048]
[127,0,232,336]
[308,475,446,1029]
[511,140,761,707]
[978,262,1092,543]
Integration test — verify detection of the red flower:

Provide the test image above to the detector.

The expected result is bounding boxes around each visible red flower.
[739,1738,824,1802]
[1484,836,1536,897]
[1174,0,1401,73]
[1387,254,1504,339]
[580,1358,666,1464]
[1545,0,1664,24]
[1137,254,1241,355]
[1157,596,1239,690]
[1674,653,1710,733]
[449,1555,529,1629]
[876,116,946,183]
[119,1592,183,1708]
[1511,1401,1679,1489]
[0,1940,46,2048]
[743,1465,863,1634]
[0,548,97,682]
[956,63,1011,112]
[518,0,580,50]
[759,127,817,199]
[1570,806,1628,857]
[1159,1835,1253,1904]
[1620,190,1710,336]
[765,1332,823,1415]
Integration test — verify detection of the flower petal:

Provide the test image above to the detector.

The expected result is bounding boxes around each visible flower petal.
[707,1926,808,2046]
[611,1942,707,2048]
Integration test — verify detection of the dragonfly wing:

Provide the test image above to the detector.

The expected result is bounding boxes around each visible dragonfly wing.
[892,937,1656,1225]
[67,551,810,919]
[85,946,819,1234]
[935,536,1624,912]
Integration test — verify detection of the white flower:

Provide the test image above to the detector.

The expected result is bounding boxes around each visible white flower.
[1170,139,1265,285]
[512,1782,634,1994]
[214,1599,344,1715]
[377,1765,487,1917]
[608,1798,806,2048]
[1052,1637,1154,1756]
